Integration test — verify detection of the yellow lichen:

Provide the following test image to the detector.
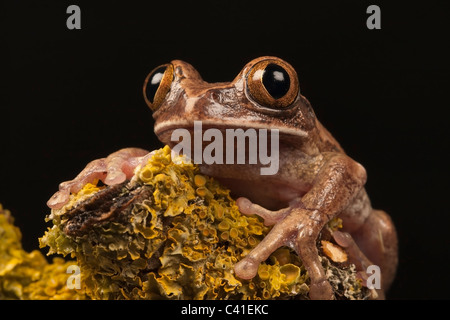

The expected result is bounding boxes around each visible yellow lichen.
[280,264,301,285]
[0,205,86,300]
[139,166,154,183]
[194,174,207,187]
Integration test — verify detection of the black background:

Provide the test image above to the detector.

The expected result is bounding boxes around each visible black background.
[2,0,449,300]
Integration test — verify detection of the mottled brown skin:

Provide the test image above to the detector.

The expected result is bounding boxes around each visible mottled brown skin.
[48,56,398,299]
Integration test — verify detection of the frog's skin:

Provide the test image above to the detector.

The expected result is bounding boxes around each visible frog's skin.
[47,56,398,300]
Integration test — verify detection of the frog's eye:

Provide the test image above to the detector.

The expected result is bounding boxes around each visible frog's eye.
[246,59,299,109]
[143,63,174,111]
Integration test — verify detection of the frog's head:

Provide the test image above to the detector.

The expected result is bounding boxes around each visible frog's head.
[143,56,320,151]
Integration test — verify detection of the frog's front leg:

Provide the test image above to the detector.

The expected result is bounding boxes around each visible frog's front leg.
[234,153,367,300]
[47,148,150,209]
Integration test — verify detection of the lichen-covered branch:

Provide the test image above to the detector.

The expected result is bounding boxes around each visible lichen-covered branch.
[1,146,369,300]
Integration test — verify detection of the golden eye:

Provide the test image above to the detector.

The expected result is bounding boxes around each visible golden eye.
[246,59,299,109]
[143,63,174,111]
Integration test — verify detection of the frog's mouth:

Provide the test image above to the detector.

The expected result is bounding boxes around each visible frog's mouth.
[154,119,308,148]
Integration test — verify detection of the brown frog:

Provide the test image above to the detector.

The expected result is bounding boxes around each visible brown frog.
[47,56,398,299]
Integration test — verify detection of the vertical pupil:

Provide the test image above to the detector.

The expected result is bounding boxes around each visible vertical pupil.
[262,64,290,99]
[146,66,167,103]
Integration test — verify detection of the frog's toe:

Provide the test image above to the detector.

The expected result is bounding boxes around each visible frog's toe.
[309,279,335,300]
[104,148,147,185]
[234,256,259,279]
[104,170,127,185]
[47,189,70,209]
[236,197,290,226]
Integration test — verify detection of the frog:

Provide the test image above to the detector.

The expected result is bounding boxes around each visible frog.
[47,56,398,300]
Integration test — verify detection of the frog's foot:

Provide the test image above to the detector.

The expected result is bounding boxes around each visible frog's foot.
[47,148,150,209]
[234,197,334,300]
[332,230,384,299]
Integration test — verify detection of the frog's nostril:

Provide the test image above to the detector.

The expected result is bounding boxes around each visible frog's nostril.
[210,91,220,101]
[175,66,183,77]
